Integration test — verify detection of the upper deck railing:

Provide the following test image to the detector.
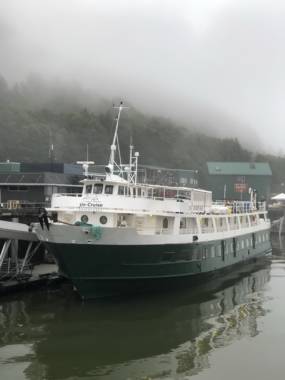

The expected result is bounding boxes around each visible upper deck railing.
[213,200,266,213]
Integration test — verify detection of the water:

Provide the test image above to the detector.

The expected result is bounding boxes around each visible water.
[1,237,285,380]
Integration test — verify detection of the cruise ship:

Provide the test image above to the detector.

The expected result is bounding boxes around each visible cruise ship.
[34,103,272,299]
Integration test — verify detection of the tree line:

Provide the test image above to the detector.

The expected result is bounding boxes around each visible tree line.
[0,74,284,189]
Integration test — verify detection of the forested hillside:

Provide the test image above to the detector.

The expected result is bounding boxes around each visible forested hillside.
[0,74,284,187]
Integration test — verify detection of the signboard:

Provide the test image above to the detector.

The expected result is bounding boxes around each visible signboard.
[234,183,247,193]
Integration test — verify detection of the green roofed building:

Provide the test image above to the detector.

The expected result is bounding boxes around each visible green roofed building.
[206,162,272,201]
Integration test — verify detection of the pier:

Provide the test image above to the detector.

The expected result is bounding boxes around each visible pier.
[0,220,60,294]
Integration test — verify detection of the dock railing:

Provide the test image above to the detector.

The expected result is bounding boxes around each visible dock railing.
[0,201,48,211]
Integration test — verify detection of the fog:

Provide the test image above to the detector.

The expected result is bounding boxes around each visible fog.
[1,0,285,153]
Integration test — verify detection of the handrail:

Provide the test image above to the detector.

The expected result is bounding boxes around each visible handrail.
[53,193,82,197]
[0,201,48,210]
[213,200,266,213]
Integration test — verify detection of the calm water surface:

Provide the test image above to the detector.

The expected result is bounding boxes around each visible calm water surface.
[1,237,285,380]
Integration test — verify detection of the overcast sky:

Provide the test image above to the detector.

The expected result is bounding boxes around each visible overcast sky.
[1,0,285,153]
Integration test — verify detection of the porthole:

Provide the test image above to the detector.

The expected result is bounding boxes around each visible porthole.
[81,215,89,224]
[100,215,108,225]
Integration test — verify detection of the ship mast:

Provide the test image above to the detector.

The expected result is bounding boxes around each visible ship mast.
[106,101,140,184]
[107,101,128,176]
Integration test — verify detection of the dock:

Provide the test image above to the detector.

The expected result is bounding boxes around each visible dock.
[0,220,61,294]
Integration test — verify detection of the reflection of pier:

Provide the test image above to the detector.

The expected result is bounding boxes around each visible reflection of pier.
[0,258,271,380]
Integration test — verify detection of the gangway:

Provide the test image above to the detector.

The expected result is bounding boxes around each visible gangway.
[0,220,41,281]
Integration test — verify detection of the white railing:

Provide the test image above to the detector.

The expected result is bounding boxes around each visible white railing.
[214,201,266,213]
[229,224,239,231]
[179,227,198,235]
[201,226,215,233]
[136,227,172,235]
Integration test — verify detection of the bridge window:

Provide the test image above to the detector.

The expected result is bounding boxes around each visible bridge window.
[105,185,113,194]
[93,183,103,194]
[85,185,92,194]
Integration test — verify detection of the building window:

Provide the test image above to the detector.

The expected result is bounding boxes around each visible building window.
[7,186,29,191]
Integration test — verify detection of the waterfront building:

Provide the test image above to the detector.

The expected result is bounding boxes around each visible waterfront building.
[206,162,272,201]
[0,162,83,207]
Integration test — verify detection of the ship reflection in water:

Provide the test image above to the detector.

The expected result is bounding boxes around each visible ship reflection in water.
[0,249,280,380]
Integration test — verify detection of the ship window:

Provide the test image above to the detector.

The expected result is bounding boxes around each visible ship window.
[252,233,256,248]
[137,188,141,196]
[221,241,225,261]
[233,238,237,257]
[118,186,125,195]
[180,218,186,229]
[100,215,108,225]
[192,247,201,260]
[94,183,103,194]
[224,243,228,255]
[105,185,113,194]
[85,185,92,194]
[81,215,89,224]
[216,245,221,257]
[211,246,215,258]
[163,218,169,229]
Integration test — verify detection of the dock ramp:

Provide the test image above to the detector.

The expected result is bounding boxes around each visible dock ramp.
[0,220,38,241]
[0,220,41,282]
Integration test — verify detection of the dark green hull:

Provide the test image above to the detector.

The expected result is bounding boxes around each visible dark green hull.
[45,231,271,299]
